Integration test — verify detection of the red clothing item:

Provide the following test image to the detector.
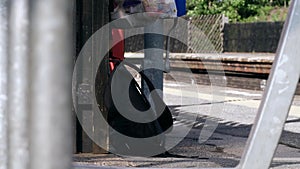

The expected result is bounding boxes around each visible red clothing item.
[110,29,125,71]
[112,29,125,60]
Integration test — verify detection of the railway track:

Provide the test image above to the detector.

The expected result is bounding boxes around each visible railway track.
[125,53,300,95]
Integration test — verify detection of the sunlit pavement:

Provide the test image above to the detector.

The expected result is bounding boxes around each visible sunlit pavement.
[164,80,300,168]
[73,80,300,168]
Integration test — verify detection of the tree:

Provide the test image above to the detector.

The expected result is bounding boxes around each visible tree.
[186,0,290,22]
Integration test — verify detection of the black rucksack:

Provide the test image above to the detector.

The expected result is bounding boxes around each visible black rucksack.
[104,60,173,156]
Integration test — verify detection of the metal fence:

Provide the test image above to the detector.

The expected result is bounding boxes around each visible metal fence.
[187,14,228,53]
[125,14,228,53]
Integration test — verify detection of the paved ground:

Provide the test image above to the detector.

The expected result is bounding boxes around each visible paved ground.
[73,80,300,169]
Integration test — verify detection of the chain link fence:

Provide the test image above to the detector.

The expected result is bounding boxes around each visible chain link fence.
[124,14,228,53]
[187,14,228,53]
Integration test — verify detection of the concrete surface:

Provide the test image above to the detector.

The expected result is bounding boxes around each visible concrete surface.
[73,79,300,169]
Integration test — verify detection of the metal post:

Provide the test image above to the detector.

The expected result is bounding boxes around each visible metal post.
[143,19,164,97]
[28,0,73,169]
[142,19,165,152]
[7,0,29,169]
[74,0,110,154]
[71,0,77,154]
[91,0,110,154]
[0,0,8,169]
[238,0,300,168]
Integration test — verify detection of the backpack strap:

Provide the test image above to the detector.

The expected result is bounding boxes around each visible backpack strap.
[109,59,157,92]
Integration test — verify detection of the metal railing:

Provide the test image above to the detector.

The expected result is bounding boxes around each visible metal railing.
[0,0,300,169]
[0,0,73,169]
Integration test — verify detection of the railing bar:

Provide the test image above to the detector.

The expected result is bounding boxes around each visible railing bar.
[7,0,30,168]
[0,0,8,169]
[28,0,73,169]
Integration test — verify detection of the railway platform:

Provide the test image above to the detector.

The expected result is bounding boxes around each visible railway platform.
[73,76,300,169]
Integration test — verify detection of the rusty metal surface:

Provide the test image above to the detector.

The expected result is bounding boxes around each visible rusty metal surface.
[169,53,273,74]
[171,60,272,74]
[169,53,274,62]
[125,53,274,74]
